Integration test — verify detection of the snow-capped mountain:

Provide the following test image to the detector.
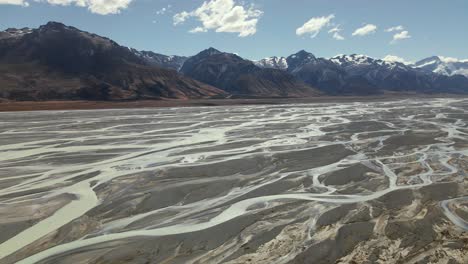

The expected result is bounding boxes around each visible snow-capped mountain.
[254,56,288,70]
[330,54,374,65]
[281,51,352,94]
[252,50,468,94]
[328,54,438,92]
[330,54,409,70]
[329,54,413,81]
[180,48,319,97]
[286,50,319,72]
[265,51,452,94]
[131,49,187,71]
[413,56,468,77]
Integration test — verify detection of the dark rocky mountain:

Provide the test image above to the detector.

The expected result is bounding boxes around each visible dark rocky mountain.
[0,22,224,101]
[132,49,187,71]
[180,48,320,97]
[255,51,378,95]
[286,50,318,72]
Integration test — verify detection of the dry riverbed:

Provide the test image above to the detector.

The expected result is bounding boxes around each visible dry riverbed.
[0,98,467,264]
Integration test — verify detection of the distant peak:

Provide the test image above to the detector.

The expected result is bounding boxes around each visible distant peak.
[414,56,442,66]
[330,54,345,58]
[254,56,288,70]
[330,54,375,65]
[42,21,67,29]
[416,55,467,65]
[428,56,442,61]
[2,27,33,39]
[5,27,32,34]
[294,50,315,57]
[206,47,221,53]
[197,47,222,57]
[287,50,316,62]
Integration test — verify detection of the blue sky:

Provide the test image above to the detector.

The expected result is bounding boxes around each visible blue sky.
[1,0,467,62]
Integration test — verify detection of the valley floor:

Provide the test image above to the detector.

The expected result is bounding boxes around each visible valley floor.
[1,94,465,112]
[0,98,467,264]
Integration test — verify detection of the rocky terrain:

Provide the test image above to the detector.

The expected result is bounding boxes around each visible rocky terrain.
[254,56,289,70]
[180,48,319,97]
[0,22,224,101]
[0,98,467,264]
[131,50,187,71]
[256,51,468,95]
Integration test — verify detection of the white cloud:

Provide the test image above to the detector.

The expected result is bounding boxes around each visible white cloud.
[328,26,344,40]
[0,0,29,6]
[173,0,263,37]
[385,25,404,32]
[85,0,133,15]
[383,55,412,64]
[189,26,208,33]
[392,30,411,42]
[352,24,377,36]
[173,11,191,25]
[0,0,133,14]
[296,14,335,38]
[438,56,465,63]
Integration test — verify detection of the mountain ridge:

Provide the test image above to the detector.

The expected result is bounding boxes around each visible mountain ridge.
[0,22,225,101]
[412,56,468,77]
[1,21,468,101]
[255,51,468,94]
[180,48,320,97]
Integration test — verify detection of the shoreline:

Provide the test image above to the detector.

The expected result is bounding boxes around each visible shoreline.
[1,94,465,112]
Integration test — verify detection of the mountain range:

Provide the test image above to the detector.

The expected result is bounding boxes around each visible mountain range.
[254,52,468,95]
[0,22,224,101]
[180,48,318,97]
[0,22,467,101]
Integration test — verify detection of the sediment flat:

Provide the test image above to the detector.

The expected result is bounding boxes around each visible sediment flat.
[1,94,465,112]
[0,98,467,264]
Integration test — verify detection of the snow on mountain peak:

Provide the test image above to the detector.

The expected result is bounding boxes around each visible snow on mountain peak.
[438,56,462,63]
[254,56,288,70]
[331,54,377,65]
[414,56,468,77]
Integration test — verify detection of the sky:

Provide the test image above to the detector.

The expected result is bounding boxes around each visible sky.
[1,0,467,62]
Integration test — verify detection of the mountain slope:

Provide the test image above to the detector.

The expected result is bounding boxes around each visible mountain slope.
[0,22,224,101]
[132,50,187,71]
[329,54,435,92]
[180,48,320,97]
[254,56,288,70]
[286,51,378,95]
[413,56,468,77]
[257,50,468,95]
[330,54,468,93]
